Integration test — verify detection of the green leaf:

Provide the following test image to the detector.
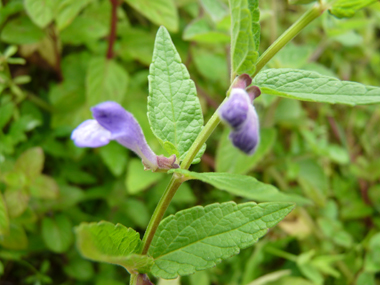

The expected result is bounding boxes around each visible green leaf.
[56,0,94,30]
[75,221,153,273]
[253,68,380,106]
[0,101,15,129]
[329,0,377,18]
[0,194,9,235]
[86,57,129,106]
[99,141,128,177]
[183,18,230,44]
[149,201,294,278]
[201,0,228,22]
[14,147,44,182]
[24,0,57,28]
[230,0,260,76]
[4,190,29,218]
[29,174,59,199]
[148,27,204,160]
[124,0,179,32]
[170,169,311,205]
[0,223,28,250]
[42,214,74,253]
[126,159,163,195]
[0,16,45,44]
[216,128,276,174]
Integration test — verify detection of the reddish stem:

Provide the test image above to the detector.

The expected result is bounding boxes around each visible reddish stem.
[106,0,119,59]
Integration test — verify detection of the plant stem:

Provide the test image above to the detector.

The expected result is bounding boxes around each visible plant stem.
[106,0,119,59]
[252,3,326,78]
[140,106,224,256]
[140,175,182,255]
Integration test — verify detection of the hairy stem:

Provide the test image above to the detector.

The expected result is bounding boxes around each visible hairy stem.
[106,0,119,59]
[253,3,326,78]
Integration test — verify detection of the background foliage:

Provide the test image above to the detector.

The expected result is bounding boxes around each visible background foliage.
[1,0,380,284]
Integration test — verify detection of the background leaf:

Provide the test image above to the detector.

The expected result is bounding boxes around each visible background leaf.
[148,27,204,159]
[253,68,380,105]
[24,0,56,28]
[86,57,129,106]
[42,214,73,253]
[0,16,45,44]
[149,201,294,278]
[124,0,178,32]
[0,194,9,235]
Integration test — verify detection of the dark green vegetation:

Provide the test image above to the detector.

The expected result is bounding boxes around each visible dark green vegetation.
[1,0,380,284]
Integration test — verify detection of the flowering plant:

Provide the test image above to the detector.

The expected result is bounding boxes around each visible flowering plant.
[63,1,380,285]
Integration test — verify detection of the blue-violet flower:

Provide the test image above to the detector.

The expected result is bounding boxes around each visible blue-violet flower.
[71,101,178,171]
[219,88,260,155]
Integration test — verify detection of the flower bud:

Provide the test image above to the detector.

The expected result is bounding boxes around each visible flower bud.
[218,88,260,155]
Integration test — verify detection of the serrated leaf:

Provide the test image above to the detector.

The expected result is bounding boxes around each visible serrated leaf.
[0,194,9,235]
[253,68,380,105]
[171,169,311,205]
[56,0,94,30]
[75,221,153,273]
[86,57,129,106]
[148,27,204,160]
[329,0,377,18]
[230,0,260,77]
[42,214,73,253]
[124,0,179,32]
[14,147,44,181]
[216,128,276,174]
[24,0,56,28]
[149,201,294,278]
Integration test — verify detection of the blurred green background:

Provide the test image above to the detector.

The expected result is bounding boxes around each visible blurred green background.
[1,0,380,284]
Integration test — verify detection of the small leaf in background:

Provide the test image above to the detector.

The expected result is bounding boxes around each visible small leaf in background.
[126,159,163,195]
[192,47,228,82]
[64,257,95,281]
[365,233,380,272]
[253,68,380,105]
[56,0,94,30]
[75,221,153,273]
[24,0,57,28]
[14,147,44,182]
[230,0,260,77]
[148,27,204,160]
[200,0,228,22]
[171,169,310,205]
[124,0,179,32]
[0,194,9,235]
[99,141,129,177]
[42,214,74,253]
[4,190,29,218]
[0,101,15,129]
[29,174,59,199]
[329,0,378,18]
[86,57,129,106]
[216,128,276,174]
[183,18,230,44]
[0,16,45,44]
[0,223,28,250]
[149,201,294,278]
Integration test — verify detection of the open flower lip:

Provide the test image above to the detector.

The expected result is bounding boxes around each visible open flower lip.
[71,101,178,171]
[218,87,260,155]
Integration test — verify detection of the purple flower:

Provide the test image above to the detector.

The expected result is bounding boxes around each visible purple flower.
[71,101,178,171]
[218,88,260,155]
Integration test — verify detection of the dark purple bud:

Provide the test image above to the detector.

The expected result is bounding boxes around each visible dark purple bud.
[232,74,252,89]
[71,101,176,171]
[219,88,251,129]
[246,85,261,101]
